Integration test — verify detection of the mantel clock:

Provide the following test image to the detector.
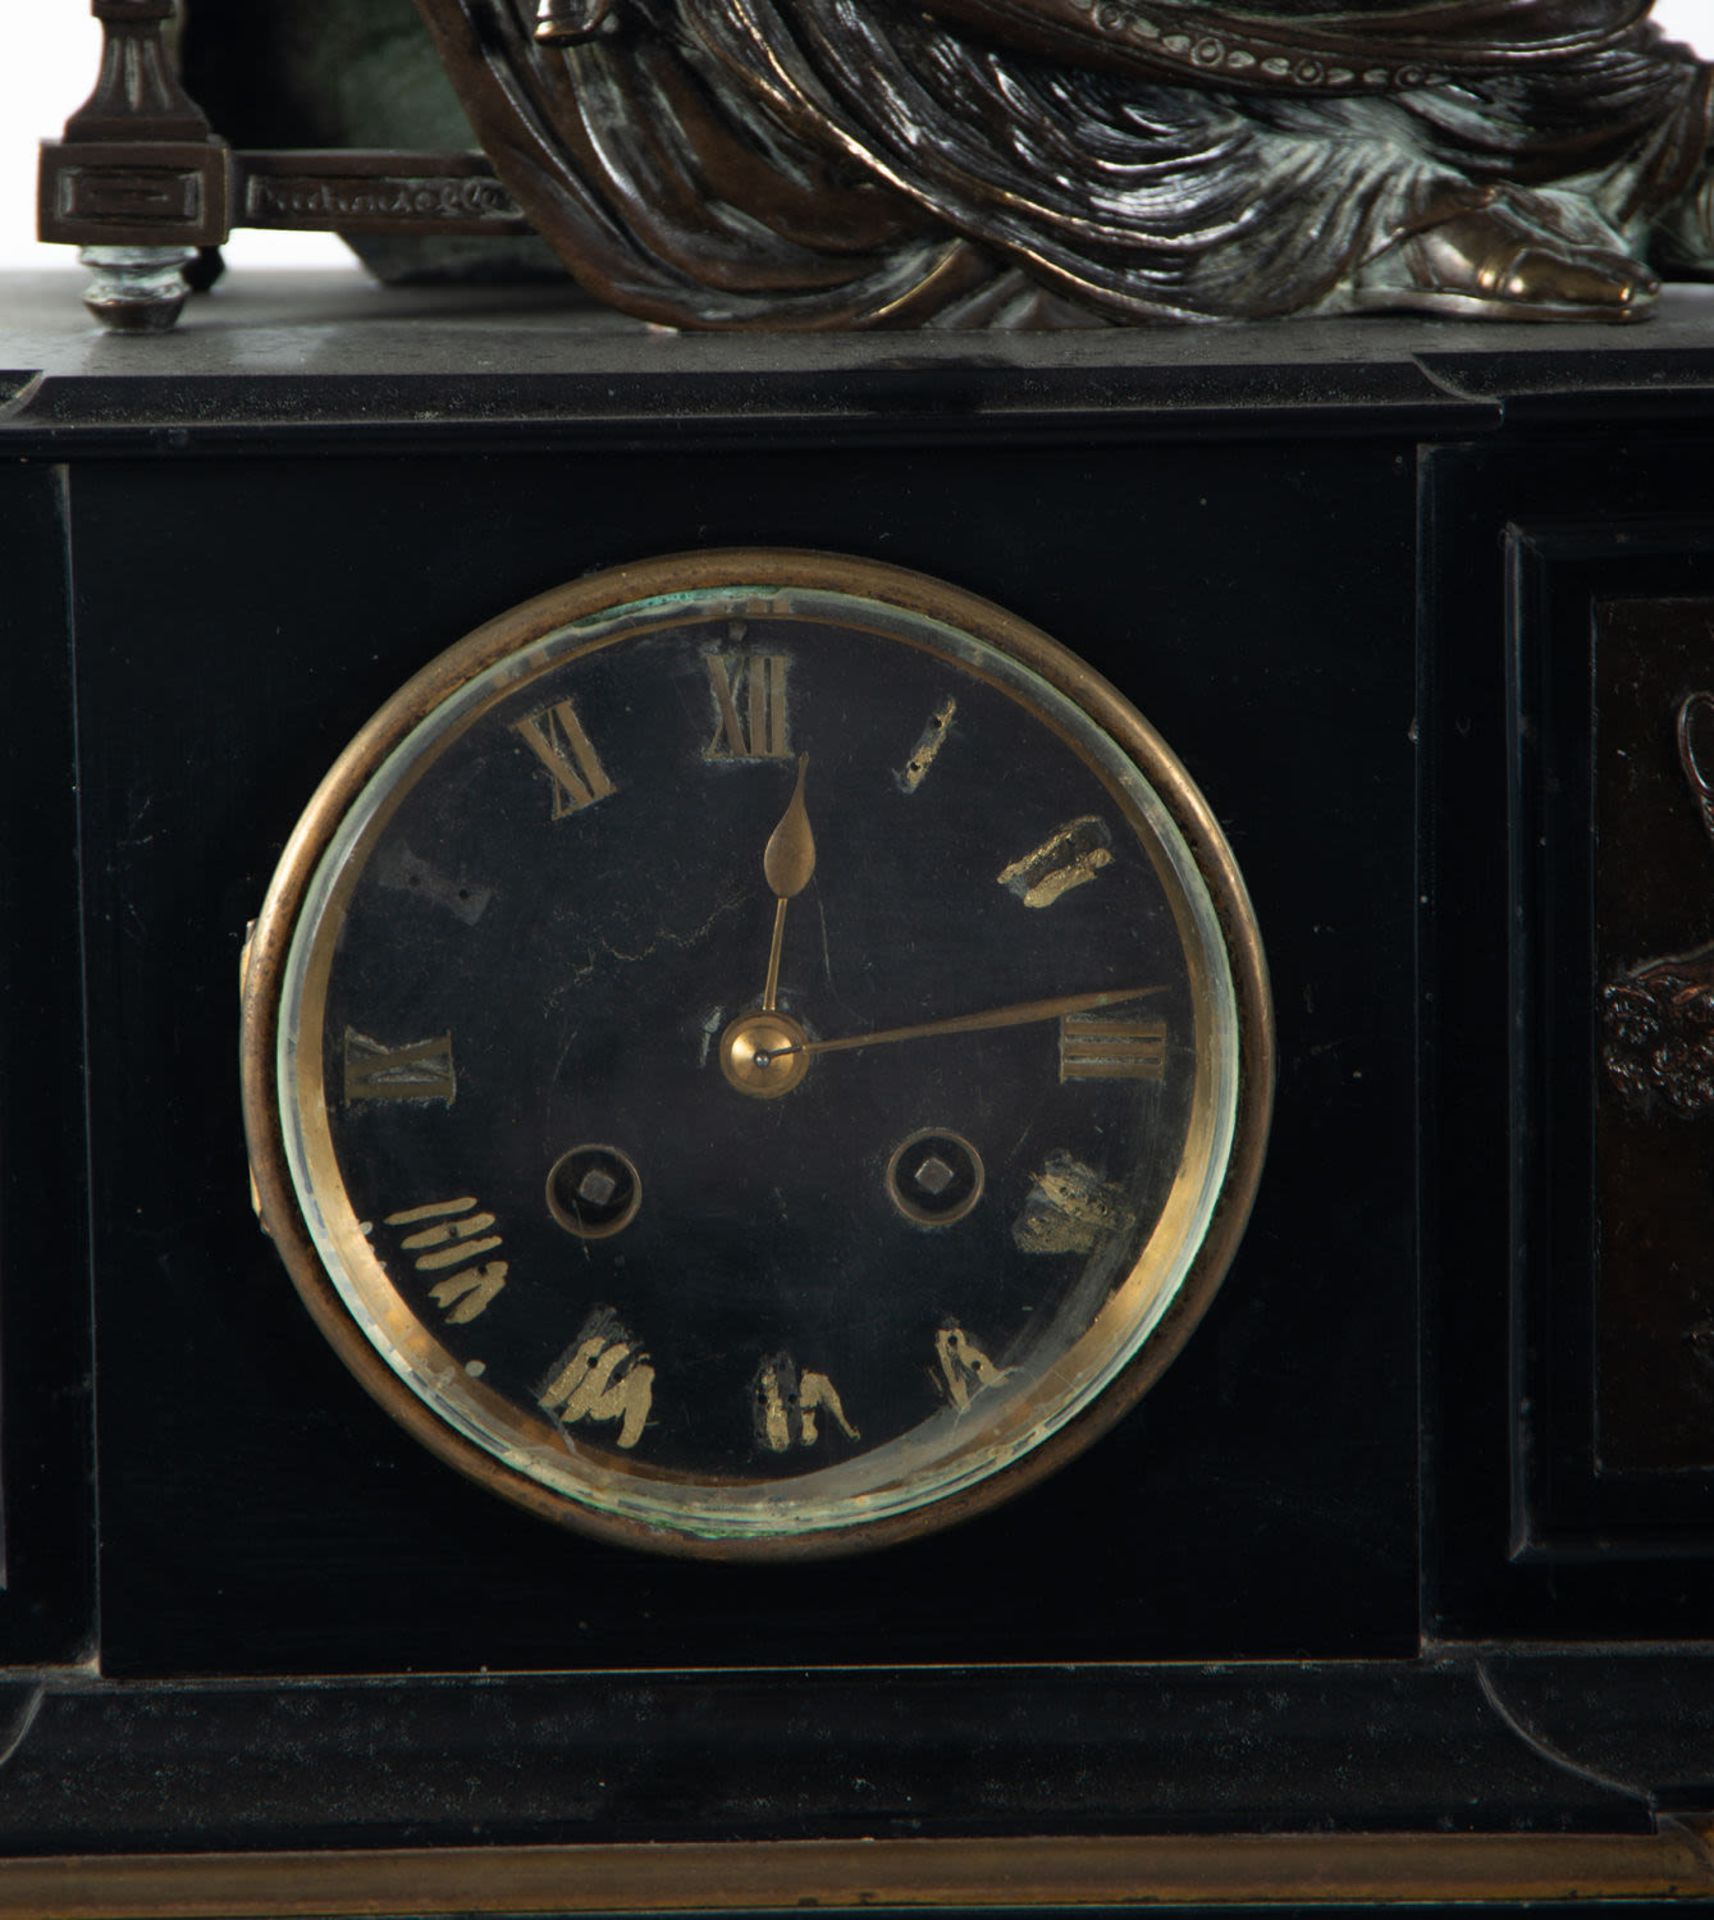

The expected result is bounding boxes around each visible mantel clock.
[10,257,1714,1916]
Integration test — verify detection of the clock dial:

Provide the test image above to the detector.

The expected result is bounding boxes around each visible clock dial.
[242,552,1272,1557]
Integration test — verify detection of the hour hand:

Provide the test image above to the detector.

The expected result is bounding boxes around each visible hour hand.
[759,752,813,1012]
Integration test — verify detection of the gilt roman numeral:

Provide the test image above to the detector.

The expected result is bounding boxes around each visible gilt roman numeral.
[382,1196,508,1325]
[344,1030,456,1105]
[752,1353,858,1451]
[513,697,617,817]
[538,1306,654,1450]
[898,697,957,793]
[704,652,791,759]
[1012,1152,1134,1257]
[997,815,1113,908]
[1059,1011,1167,1082]
[933,1322,1010,1411]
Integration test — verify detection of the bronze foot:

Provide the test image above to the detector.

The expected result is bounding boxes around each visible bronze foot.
[1354,200,1660,323]
[78,246,199,334]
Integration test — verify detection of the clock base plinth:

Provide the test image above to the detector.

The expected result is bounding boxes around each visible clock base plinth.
[15,268,1714,1909]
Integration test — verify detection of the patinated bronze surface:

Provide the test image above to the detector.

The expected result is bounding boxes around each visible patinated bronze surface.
[1598,606,1714,1473]
[37,0,1714,327]
[408,0,1714,326]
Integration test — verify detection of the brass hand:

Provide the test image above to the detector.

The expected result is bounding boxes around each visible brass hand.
[763,984,1165,1060]
[759,753,814,1012]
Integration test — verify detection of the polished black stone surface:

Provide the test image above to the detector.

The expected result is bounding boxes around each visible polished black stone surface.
[5,271,1714,1864]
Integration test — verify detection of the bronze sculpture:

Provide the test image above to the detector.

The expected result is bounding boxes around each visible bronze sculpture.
[417,0,1713,326]
[40,0,1714,328]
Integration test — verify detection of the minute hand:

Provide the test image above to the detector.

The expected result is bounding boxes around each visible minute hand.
[767,985,1167,1060]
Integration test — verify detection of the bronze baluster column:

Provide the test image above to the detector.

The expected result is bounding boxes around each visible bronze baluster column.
[37,0,233,331]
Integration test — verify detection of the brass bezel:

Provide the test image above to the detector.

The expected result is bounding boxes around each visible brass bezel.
[239,549,1275,1560]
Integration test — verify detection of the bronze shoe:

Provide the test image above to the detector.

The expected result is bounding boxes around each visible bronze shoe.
[1354,202,1661,322]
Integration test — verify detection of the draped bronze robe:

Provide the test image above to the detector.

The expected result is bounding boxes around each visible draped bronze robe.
[418,0,1714,323]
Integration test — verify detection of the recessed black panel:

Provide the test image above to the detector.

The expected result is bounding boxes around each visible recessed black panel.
[69,441,1419,1678]
[0,464,98,1670]
[1425,441,1714,1637]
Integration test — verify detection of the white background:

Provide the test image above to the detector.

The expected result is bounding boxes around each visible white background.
[3,1,1713,277]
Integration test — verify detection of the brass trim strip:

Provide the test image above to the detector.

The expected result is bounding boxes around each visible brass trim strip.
[8,1828,1714,1920]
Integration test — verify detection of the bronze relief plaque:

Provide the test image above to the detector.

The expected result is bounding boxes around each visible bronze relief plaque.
[1597,596,1714,1473]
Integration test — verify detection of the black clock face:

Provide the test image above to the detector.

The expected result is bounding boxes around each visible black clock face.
[249,554,1268,1556]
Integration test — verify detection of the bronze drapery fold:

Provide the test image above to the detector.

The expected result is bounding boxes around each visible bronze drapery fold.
[900,0,1665,93]
[411,0,1714,325]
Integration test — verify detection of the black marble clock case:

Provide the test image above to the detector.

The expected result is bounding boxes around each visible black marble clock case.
[4,278,1714,1862]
